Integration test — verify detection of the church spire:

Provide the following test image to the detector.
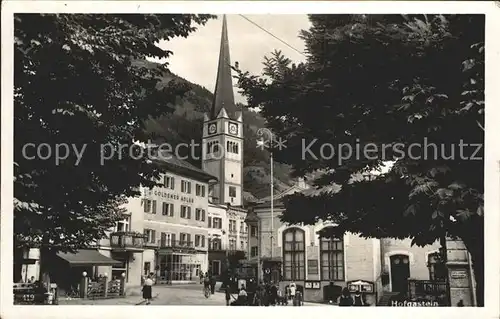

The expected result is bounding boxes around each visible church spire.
[211,14,237,120]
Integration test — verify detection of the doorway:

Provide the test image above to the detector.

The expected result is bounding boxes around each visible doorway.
[390,254,410,293]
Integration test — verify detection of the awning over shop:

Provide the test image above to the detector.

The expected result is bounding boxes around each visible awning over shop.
[57,249,122,267]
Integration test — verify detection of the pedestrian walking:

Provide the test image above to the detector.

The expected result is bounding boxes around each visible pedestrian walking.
[203,272,210,293]
[225,286,231,306]
[338,287,354,306]
[142,275,154,305]
[210,273,216,294]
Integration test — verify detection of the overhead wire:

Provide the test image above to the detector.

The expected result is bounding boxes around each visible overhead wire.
[238,14,306,57]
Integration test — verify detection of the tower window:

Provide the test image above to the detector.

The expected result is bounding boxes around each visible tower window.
[206,141,221,155]
[229,186,236,198]
[226,141,239,154]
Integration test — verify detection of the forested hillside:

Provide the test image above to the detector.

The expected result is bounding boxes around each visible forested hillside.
[137,60,294,200]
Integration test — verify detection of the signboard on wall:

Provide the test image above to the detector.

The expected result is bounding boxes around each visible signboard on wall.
[450,270,467,279]
[347,280,374,294]
[304,280,321,289]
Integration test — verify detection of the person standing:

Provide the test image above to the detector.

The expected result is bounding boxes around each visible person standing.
[338,287,354,306]
[142,275,154,305]
[270,282,278,306]
[225,286,231,306]
[289,282,297,305]
[237,286,248,305]
[203,272,210,293]
[209,273,216,294]
[353,290,365,306]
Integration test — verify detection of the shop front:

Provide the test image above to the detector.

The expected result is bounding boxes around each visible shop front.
[155,246,201,284]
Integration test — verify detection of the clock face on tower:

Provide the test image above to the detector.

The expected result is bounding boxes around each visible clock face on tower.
[208,123,217,134]
[229,123,238,135]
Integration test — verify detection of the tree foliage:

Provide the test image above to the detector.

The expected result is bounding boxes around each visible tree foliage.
[14,14,214,252]
[236,14,484,304]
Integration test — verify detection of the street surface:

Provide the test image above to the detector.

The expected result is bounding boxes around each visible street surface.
[59,284,326,306]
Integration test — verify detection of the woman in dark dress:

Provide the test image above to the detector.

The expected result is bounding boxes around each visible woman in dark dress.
[225,286,232,306]
[338,287,354,306]
[142,275,153,305]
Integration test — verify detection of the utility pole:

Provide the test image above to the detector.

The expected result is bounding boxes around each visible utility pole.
[270,136,274,259]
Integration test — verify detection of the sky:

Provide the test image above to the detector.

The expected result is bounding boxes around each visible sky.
[151,14,311,104]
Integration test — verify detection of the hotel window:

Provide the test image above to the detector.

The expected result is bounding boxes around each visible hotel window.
[240,222,245,233]
[143,199,152,213]
[227,141,239,154]
[212,238,221,250]
[250,246,258,257]
[201,236,206,247]
[162,203,174,216]
[212,217,222,229]
[320,233,344,281]
[196,184,206,197]
[229,186,236,198]
[160,232,167,247]
[180,233,191,246]
[283,228,305,281]
[160,233,175,247]
[229,220,237,233]
[195,235,201,247]
[195,209,206,221]
[164,175,175,190]
[229,239,236,250]
[181,180,192,194]
[143,229,156,244]
[208,216,212,228]
[151,200,157,214]
[115,216,130,232]
[181,206,191,219]
[250,226,257,237]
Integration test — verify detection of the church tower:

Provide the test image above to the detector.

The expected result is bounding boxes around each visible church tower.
[202,15,244,206]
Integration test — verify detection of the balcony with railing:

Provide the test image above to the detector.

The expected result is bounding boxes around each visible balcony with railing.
[110,232,145,252]
[159,240,194,249]
[407,279,449,305]
[209,244,246,255]
[228,230,239,238]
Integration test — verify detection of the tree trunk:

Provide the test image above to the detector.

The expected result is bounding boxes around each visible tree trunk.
[459,215,484,307]
[38,236,52,287]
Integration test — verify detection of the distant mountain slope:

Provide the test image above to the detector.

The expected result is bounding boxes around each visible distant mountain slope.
[139,60,294,199]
